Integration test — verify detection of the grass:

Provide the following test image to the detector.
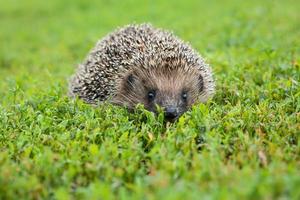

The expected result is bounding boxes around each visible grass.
[0,0,299,199]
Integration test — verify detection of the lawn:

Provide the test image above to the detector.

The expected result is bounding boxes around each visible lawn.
[0,0,299,199]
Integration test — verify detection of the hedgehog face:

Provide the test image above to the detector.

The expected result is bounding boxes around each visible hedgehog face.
[113,66,205,122]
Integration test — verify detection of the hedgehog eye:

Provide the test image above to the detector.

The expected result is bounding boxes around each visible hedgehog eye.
[147,90,156,101]
[181,91,188,101]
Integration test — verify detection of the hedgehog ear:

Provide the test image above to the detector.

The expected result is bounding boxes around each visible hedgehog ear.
[198,74,204,92]
[126,73,135,87]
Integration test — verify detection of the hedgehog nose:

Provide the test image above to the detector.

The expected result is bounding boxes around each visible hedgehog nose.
[164,107,178,121]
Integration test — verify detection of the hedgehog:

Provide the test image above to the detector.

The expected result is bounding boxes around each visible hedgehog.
[69,24,215,121]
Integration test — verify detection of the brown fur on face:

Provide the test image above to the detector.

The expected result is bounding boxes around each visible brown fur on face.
[112,63,204,121]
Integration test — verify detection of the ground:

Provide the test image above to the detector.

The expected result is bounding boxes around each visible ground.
[0,0,299,199]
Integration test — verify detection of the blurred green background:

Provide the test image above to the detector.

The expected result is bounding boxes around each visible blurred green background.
[1,0,298,99]
[0,0,299,199]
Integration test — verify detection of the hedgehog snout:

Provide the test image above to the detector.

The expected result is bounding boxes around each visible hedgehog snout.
[164,106,179,121]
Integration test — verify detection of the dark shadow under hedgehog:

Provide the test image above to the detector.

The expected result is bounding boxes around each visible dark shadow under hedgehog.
[69,24,215,122]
